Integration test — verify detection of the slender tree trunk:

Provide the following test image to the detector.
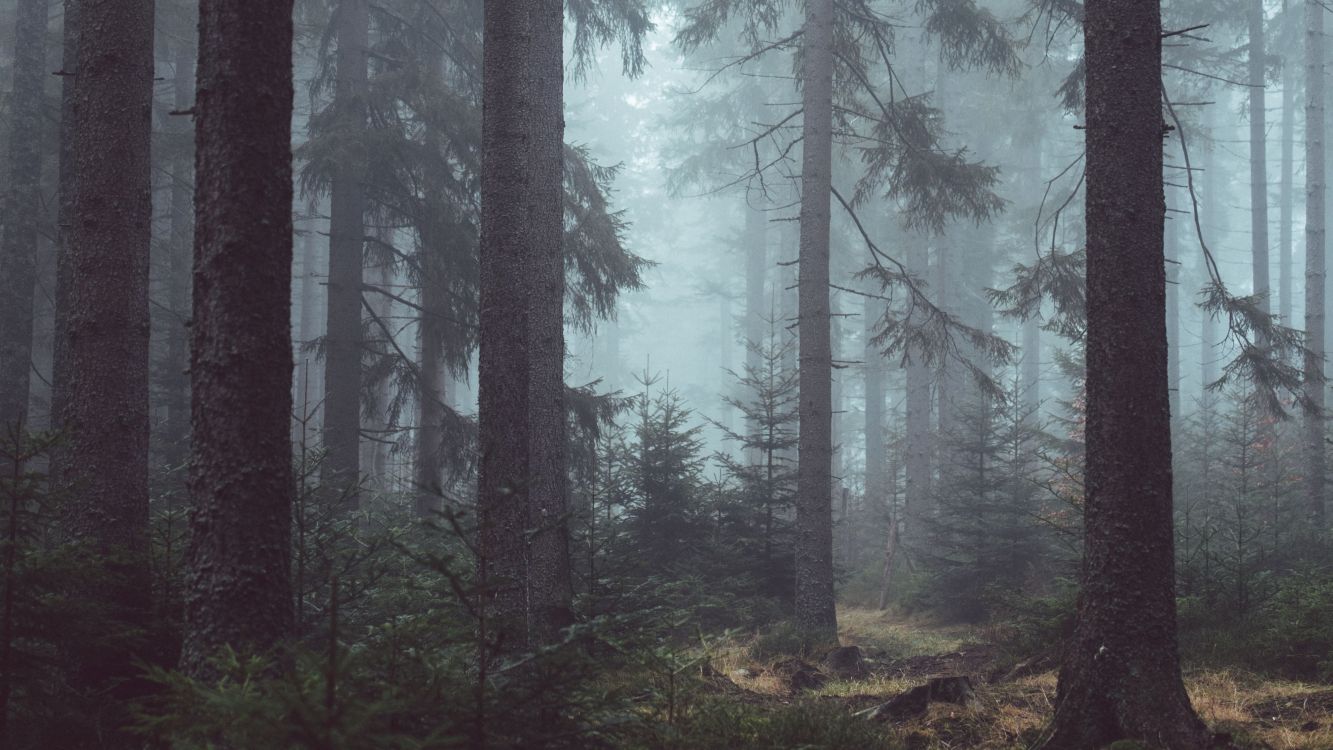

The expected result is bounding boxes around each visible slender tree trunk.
[1041,0,1209,745]
[1280,19,1296,328]
[1249,0,1270,332]
[744,203,767,463]
[478,0,571,648]
[414,230,449,517]
[864,293,887,503]
[322,0,370,503]
[794,0,838,641]
[164,41,194,469]
[182,0,295,673]
[1305,0,1327,527]
[51,0,79,442]
[61,0,155,736]
[1201,108,1221,402]
[0,0,48,429]
[904,231,932,541]
[1166,184,1181,421]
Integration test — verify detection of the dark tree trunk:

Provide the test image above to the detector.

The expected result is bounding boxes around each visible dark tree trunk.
[414,235,449,518]
[1041,0,1210,746]
[60,0,156,734]
[864,292,887,503]
[1304,0,1327,527]
[164,40,194,469]
[182,0,295,673]
[794,0,838,641]
[1166,185,1181,421]
[478,0,571,648]
[0,0,48,429]
[51,0,79,440]
[321,0,370,503]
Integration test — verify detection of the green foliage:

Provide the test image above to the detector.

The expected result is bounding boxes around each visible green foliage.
[620,697,900,750]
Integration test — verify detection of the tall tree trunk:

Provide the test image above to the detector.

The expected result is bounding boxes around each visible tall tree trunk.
[744,202,767,463]
[414,224,449,518]
[164,40,194,470]
[1304,0,1326,527]
[904,231,932,541]
[322,0,370,503]
[1249,0,1270,332]
[1279,17,1296,328]
[0,0,48,430]
[794,0,838,641]
[478,0,571,648]
[182,0,295,673]
[61,0,155,735]
[864,292,887,503]
[1041,0,1209,745]
[1201,108,1221,403]
[1166,184,1181,421]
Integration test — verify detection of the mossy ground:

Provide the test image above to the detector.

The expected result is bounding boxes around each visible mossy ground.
[642,607,1333,749]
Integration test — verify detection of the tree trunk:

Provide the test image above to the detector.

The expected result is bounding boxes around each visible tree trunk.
[904,231,932,542]
[1279,17,1296,328]
[794,0,838,641]
[321,0,370,504]
[1249,0,1270,333]
[1041,0,1210,746]
[182,0,295,674]
[478,0,571,648]
[864,292,887,504]
[1166,184,1181,421]
[414,230,449,518]
[0,0,48,429]
[60,0,155,733]
[1304,0,1327,527]
[164,40,194,470]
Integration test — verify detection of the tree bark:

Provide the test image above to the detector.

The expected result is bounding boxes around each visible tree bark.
[904,231,932,540]
[0,0,48,429]
[864,292,887,504]
[794,0,838,641]
[1279,17,1296,328]
[478,0,572,648]
[60,0,155,731]
[1304,0,1326,527]
[182,0,296,674]
[321,0,370,504]
[1041,0,1210,745]
[1166,184,1181,421]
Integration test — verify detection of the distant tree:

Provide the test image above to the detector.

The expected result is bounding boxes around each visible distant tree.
[1304,0,1327,527]
[181,0,296,675]
[321,0,371,505]
[0,0,48,431]
[1040,0,1210,744]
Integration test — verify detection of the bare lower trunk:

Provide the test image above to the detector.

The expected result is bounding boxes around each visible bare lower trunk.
[0,0,48,429]
[1304,0,1327,527]
[793,0,838,641]
[164,41,194,469]
[321,0,370,504]
[904,232,932,541]
[61,0,155,737]
[1041,1,1209,745]
[478,0,571,648]
[1279,20,1296,328]
[182,0,295,674]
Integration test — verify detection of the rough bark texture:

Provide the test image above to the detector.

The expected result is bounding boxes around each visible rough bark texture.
[322,0,370,503]
[794,0,838,641]
[1248,0,1270,329]
[182,0,296,674]
[864,292,887,504]
[478,0,572,648]
[1040,0,1210,746]
[1305,0,1327,527]
[50,0,78,441]
[61,0,155,732]
[0,0,47,429]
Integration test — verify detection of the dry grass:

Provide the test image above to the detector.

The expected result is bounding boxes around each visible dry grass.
[693,608,1333,749]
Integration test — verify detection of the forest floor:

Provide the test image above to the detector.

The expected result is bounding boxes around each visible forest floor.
[695,608,1333,749]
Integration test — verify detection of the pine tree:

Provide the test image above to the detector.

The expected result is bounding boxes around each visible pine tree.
[181,0,296,675]
[1040,0,1210,743]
